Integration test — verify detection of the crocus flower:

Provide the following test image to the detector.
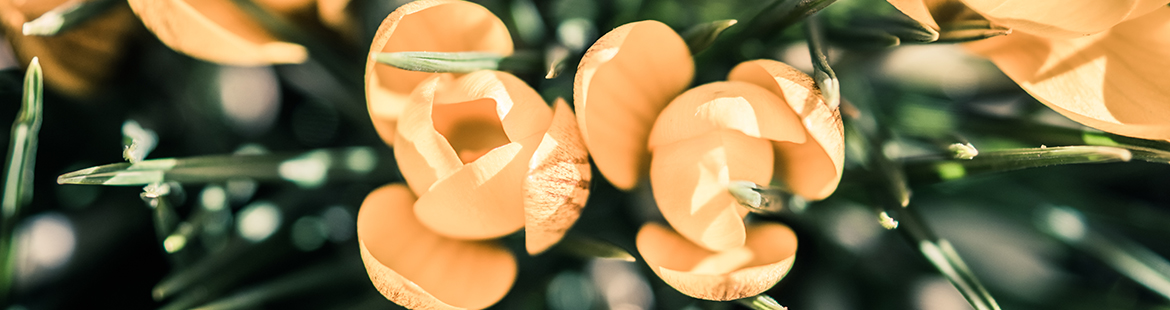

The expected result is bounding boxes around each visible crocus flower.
[0,0,138,98]
[128,0,353,66]
[890,0,1170,140]
[365,0,513,146]
[577,21,843,300]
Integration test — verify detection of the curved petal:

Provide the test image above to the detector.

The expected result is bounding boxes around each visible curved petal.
[647,81,806,151]
[128,0,307,66]
[958,0,1170,37]
[574,20,694,190]
[636,222,798,301]
[965,7,1170,140]
[887,0,988,31]
[524,99,592,255]
[728,60,844,200]
[395,71,552,195]
[0,0,138,98]
[415,133,542,240]
[358,184,516,310]
[650,130,774,251]
[365,0,512,146]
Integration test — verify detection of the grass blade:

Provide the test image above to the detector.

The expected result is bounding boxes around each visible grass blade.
[0,57,44,304]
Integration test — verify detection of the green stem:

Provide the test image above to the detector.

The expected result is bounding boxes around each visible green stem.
[0,58,43,304]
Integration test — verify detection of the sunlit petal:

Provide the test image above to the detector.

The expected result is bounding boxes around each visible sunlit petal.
[574,20,693,190]
[958,0,1170,37]
[524,99,591,255]
[636,222,798,301]
[357,184,517,310]
[728,60,844,200]
[648,81,805,151]
[0,0,138,98]
[966,7,1170,140]
[128,0,308,66]
[650,130,773,251]
[365,0,512,146]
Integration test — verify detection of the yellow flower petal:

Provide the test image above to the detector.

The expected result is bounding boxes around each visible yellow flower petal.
[0,0,138,98]
[647,81,806,151]
[357,184,517,310]
[649,130,774,251]
[959,0,1170,37]
[574,20,693,190]
[636,222,797,301]
[728,60,844,200]
[365,0,513,146]
[524,99,592,255]
[128,0,308,66]
[966,7,1170,140]
[887,0,986,31]
[394,71,552,196]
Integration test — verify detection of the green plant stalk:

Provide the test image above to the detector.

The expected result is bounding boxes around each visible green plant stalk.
[805,14,841,110]
[0,58,43,304]
[903,145,1133,183]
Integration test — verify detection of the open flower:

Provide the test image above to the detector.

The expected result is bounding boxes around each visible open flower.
[890,0,1170,140]
[577,21,843,301]
[365,0,513,146]
[0,0,138,98]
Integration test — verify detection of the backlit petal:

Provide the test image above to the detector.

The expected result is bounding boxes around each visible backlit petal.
[650,130,774,251]
[357,184,516,310]
[647,81,805,151]
[729,60,844,200]
[128,0,308,66]
[966,7,1170,140]
[365,0,512,146]
[0,0,138,98]
[524,99,591,255]
[636,222,798,301]
[958,0,1170,37]
[574,20,693,190]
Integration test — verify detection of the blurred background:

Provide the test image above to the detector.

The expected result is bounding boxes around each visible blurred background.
[1,0,1170,309]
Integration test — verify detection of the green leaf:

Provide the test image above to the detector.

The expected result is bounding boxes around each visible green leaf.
[374,51,505,73]
[805,15,841,110]
[0,57,43,304]
[935,19,1011,43]
[554,236,636,262]
[735,294,787,310]
[22,0,121,36]
[682,19,738,55]
[905,146,1133,183]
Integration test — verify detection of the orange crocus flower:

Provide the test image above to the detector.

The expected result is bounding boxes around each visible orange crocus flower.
[0,0,138,98]
[890,0,1170,140]
[577,21,843,300]
[358,1,591,308]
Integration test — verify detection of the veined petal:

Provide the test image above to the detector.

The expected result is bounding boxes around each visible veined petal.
[0,0,137,98]
[729,60,844,200]
[966,7,1170,140]
[958,0,1170,38]
[574,20,694,190]
[128,0,308,66]
[395,71,552,195]
[365,0,512,146]
[647,81,806,151]
[650,130,774,252]
[358,184,516,310]
[415,133,543,240]
[524,99,591,255]
[636,222,798,301]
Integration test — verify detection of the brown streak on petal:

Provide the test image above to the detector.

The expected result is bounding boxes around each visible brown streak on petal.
[524,99,592,255]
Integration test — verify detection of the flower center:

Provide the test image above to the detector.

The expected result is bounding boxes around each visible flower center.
[431,98,511,164]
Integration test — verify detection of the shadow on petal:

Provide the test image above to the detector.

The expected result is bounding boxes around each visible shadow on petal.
[365,0,512,146]
[636,222,797,301]
[129,0,308,66]
[648,81,806,151]
[358,184,517,310]
[958,0,1167,38]
[650,130,773,251]
[574,20,693,190]
[524,99,592,255]
[729,60,844,200]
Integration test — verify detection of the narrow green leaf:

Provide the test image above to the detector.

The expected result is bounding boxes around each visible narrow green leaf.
[805,15,841,110]
[22,0,121,36]
[935,19,1011,43]
[682,19,738,55]
[904,146,1132,183]
[0,57,44,304]
[554,236,636,262]
[751,0,838,35]
[57,147,388,188]
[850,15,939,43]
[374,51,504,73]
[735,294,787,310]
